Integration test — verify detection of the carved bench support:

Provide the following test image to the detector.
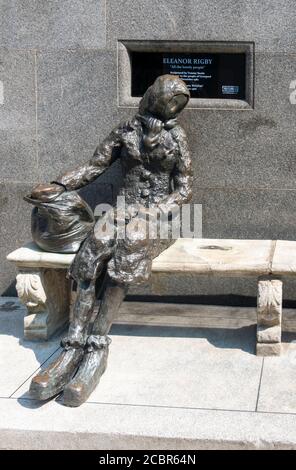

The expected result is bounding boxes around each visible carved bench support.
[256,278,282,356]
[16,268,71,341]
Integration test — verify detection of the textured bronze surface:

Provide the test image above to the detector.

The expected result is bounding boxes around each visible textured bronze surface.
[28,75,192,406]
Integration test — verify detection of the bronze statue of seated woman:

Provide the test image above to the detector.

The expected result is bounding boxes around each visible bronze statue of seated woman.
[26,75,192,407]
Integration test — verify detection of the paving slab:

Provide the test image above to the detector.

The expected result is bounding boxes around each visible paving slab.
[87,325,262,411]
[257,339,296,413]
[0,297,61,397]
[14,324,262,412]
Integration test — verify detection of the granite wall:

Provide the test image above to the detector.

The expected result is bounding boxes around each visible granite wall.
[1,1,296,301]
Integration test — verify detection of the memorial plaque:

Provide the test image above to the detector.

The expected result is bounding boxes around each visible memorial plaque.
[131,52,246,100]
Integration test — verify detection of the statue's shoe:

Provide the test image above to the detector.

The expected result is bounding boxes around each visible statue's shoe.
[62,335,111,407]
[29,338,84,401]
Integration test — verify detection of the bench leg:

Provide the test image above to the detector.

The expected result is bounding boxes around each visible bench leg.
[16,268,71,341]
[256,279,282,356]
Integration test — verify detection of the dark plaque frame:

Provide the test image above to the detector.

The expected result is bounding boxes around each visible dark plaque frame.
[118,41,254,110]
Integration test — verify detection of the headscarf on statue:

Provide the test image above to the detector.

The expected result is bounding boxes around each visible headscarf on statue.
[137,74,190,150]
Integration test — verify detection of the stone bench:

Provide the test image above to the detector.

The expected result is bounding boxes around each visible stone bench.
[7,239,295,356]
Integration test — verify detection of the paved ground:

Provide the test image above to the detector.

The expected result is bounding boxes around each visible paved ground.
[1,296,296,449]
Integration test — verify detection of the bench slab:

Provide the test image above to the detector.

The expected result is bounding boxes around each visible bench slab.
[7,242,75,269]
[8,239,274,275]
[153,238,274,275]
[272,240,296,276]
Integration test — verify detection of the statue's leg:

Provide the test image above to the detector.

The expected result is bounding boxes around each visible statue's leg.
[29,232,114,401]
[62,219,150,406]
[62,277,127,407]
[29,279,97,401]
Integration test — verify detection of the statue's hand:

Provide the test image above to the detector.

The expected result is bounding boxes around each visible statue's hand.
[148,118,163,135]
[30,183,65,202]
[143,117,163,149]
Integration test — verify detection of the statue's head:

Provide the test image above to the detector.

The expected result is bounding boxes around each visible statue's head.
[138,74,190,121]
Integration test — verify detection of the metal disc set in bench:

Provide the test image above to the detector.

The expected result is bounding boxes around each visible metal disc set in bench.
[7,239,296,356]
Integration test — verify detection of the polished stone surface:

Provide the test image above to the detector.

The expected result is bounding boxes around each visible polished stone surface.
[0,183,32,296]
[108,0,296,53]
[0,1,106,50]
[36,50,117,182]
[191,188,296,241]
[2,0,296,303]
[0,50,37,182]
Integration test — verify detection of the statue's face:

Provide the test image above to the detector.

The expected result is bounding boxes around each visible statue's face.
[164,93,188,119]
